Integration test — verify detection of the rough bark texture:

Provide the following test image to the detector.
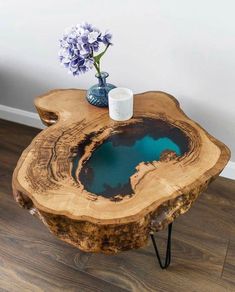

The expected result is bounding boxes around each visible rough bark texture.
[12,90,230,253]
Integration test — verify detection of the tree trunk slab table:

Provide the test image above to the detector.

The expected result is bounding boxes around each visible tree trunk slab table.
[12,90,230,262]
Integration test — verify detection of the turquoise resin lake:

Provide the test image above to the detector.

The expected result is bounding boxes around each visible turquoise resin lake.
[73,118,190,197]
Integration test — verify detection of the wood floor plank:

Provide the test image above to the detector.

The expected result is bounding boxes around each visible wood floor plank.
[222,239,235,286]
[0,208,126,291]
[0,118,235,291]
[0,241,125,292]
[175,185,235,240]
[84,228,232,291]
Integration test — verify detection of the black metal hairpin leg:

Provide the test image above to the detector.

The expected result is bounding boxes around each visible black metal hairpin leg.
[150,223,173,269]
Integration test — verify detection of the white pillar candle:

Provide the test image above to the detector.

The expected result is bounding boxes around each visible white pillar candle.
[108,88,133,121]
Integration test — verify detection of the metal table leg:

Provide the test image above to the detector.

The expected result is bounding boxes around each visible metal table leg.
[150,223,173,269]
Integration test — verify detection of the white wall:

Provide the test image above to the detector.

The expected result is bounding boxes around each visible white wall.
[0,0,235,161]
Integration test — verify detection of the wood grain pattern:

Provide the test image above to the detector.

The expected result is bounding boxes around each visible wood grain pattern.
[11,90,230,253]
[222,239,235,285]
[1,119,235,291]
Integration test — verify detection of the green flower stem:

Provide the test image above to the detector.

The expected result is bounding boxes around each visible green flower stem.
[93,62,101,76]
[92,44,110,77]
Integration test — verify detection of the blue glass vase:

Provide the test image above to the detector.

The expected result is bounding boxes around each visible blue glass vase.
[86,72,116,107]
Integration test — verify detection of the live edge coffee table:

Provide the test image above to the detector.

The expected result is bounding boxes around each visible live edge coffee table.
[12,90,230,269]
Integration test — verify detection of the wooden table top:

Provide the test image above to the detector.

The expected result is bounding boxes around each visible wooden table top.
[12,90,230,253]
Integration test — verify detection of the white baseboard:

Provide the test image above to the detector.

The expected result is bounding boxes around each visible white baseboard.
[220,161,235,180]
[0,104,44,129]
[0,103,234,180]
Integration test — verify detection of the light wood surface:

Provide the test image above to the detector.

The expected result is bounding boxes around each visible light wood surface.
[2,119,235,291]
[12,90,230,253]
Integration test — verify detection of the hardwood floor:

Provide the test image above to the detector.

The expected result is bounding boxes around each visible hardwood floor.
[0,118,235,292]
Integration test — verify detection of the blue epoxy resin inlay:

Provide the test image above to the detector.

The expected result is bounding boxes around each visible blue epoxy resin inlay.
[83,137,180,194]
[73,118,190,197]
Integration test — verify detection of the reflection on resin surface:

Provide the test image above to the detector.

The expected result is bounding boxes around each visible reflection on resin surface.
[73,118,190,197]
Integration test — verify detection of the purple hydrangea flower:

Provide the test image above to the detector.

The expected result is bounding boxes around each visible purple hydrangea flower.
[102,32,112,45]
[59,23,113,76]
